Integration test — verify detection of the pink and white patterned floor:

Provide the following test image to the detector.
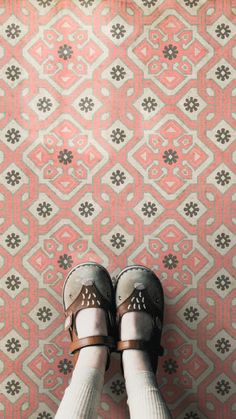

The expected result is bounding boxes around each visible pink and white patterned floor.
[0,0,235,418]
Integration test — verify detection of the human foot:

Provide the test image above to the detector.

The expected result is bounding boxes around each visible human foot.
[121,311,153,342]
[120,311,155,375]
[75,307,108,339]
[63,263,116,370]
[115,265,164,374]
[75,308,108,369]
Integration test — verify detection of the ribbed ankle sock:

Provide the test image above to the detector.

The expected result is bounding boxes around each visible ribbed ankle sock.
[125,370,172,419]
[55,365,104,419]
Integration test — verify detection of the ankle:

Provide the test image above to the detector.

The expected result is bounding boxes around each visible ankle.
[80,345,108,357]
[122,349,153,375]
[78,345,108,369]
[121,311,153,341]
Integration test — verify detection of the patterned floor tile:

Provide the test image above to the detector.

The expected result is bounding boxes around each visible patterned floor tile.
[0,1,235,418]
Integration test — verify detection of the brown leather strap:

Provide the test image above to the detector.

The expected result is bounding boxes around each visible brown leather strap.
[117,339,164,355]
[117,339,149,351]
[70,335,115,355]
[70,339,111,371]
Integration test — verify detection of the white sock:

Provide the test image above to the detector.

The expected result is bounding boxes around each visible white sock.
[125,370,172,419]
[55,364,104,419]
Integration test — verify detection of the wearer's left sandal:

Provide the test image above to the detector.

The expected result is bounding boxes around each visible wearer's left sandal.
[63,262,117,370]
[115,265,165,375]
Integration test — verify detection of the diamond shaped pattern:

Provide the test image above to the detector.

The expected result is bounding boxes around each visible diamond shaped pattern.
[0,1,235,419]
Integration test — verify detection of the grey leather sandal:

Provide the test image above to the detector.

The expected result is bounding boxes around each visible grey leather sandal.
[63,262,117,370]
[115,265,164,374]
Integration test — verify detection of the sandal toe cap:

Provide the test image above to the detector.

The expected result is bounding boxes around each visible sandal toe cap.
[63,263,113,311]
[115,266,164,311]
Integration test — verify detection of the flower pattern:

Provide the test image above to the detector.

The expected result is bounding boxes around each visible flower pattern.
[5,170,21,186]
[5,338,21,353]
[142,97,158,113]
[78,0,94,7]
[1,4,234,418]
[37,412,53,419]
[215,65,231,81]
[215,128,231,144]
[5,65,21,81]
[110,24,126,39]
[142,202,158,217]
[5,128,21,144]
[163,149,179,165]
[184,202,200,217]
[5,380,21,396]
[215,170,231,186]
[58,44,73,60]
[163,359,178,374]
[37,306,53,322]
[57,149,74,165]
[163,44,178,60]
[37,97,53,113]
[5,275,21,291]
[184,97,200,112]
[184,306,200,322]
[58,254,73,270]
[163,254,178,270]
[58,359,73,375]
[79,202,95,217]
[5,233,21,249]
[142,0,158,7]
[5,24,21,39]
[79,97,94,112]
[215,379,231,395]
[215,23,231,39]
[110,233,126,249]
[215,338,231,354]
[110,379,125,395]
[215,233,231,249]
[111,128,126,144]
[37,202,53,217]
[215,275,231,291]
[184,0,199,7]
[110,65,126,81]
[110,170,126,186]
[37,0,53,6]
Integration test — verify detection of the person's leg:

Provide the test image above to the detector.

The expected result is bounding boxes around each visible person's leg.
[55,308,108,419]
[121,311,172,419]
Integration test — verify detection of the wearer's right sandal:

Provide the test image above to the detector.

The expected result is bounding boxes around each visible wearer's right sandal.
[115,265,164,374]
[63,262,117,371]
